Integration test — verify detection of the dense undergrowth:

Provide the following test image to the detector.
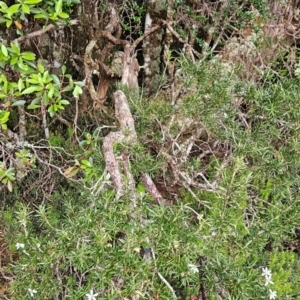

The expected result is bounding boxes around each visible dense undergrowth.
[1,57,300,299]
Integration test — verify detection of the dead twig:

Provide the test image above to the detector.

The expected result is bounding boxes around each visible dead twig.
[15,19,79,43]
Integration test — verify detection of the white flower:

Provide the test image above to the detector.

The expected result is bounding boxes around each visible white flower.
[261,267,272,280]
[261,267,274,285]
[28,288,37,297]
[269,289,277,300]
[86,289,98,300]
[16,242,25,249]
[188,263,199,274]
[265,276,274,286]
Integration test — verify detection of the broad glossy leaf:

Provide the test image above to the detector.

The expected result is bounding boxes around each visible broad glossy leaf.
[26,78,40,84]
[27,104,40,109]
[22,4,30,14]
[18,62,29,71]
[21,51,35,60]
[74,81,85,87]
[61,65,66,74]
[6,20,12,28]
[0,2,8,9]
[10,56,18,65]
[48,86,54,99]
[81,159,92,167]
[18,78,24,91]
[49,14,59,21]
[11,43,20,55]
[22,86,38,94]
[12,100,26,107]
[60,100,69,105]
[62,86,73,92]
[50,74,60,85]
[24,0,42,4]
[34,13,48,19]
[72,85,82,97]
[7,4,20,17]
[58,12,69,19]
[42,70,50,81]
[37,63,44,73]
[55,0,62,13]
[1,44,8,56]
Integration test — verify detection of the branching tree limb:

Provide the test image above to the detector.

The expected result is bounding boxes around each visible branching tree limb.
[14,20,79,43]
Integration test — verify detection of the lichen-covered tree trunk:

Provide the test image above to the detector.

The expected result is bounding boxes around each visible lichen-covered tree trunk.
[142,0,167,94]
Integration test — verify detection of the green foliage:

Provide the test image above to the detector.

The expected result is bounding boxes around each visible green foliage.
[0,41,83,125]
[1,1,300,299]
[119,0,147,37]
[129,142,163,176]
[48,133,66,147]
[15,149,36,168]
[0,109,10,130]
[0,0,77,26]
[268,251,300,299]
[2,54,300,299]
[0,162,15,192]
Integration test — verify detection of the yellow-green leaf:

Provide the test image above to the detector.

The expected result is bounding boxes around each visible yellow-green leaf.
[48,86,54,99]
[24,0,42,4]
[60,100,70,105]
[18,78,24,91]
[10,56,18,65]
[22,3,30,14]
[22,86,38,94]
[21,51,35,60]
[6,20,12,28]
[27,104,40,109]
[34,13,48,19]
[7,4,20,17]
[58,12,69,19]
[55,0,62,13]
[37,63,44,73]
[0,2,8,10]
[1,44,8,56]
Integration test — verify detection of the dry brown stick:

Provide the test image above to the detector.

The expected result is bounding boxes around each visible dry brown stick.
[131,24,162,50]
[15,19,79,43]
[140,173,169,206]
[162,21,201,58]
[97,24,162,51]
[99,30,128,46]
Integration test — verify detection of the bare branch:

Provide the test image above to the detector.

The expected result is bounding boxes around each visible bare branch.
[131,24,162,50]
[162,21,201,58]
[140,173,169,206]
[15,19,79,43]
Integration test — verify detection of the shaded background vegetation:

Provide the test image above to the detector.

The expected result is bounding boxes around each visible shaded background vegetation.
[1,0,300,299]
